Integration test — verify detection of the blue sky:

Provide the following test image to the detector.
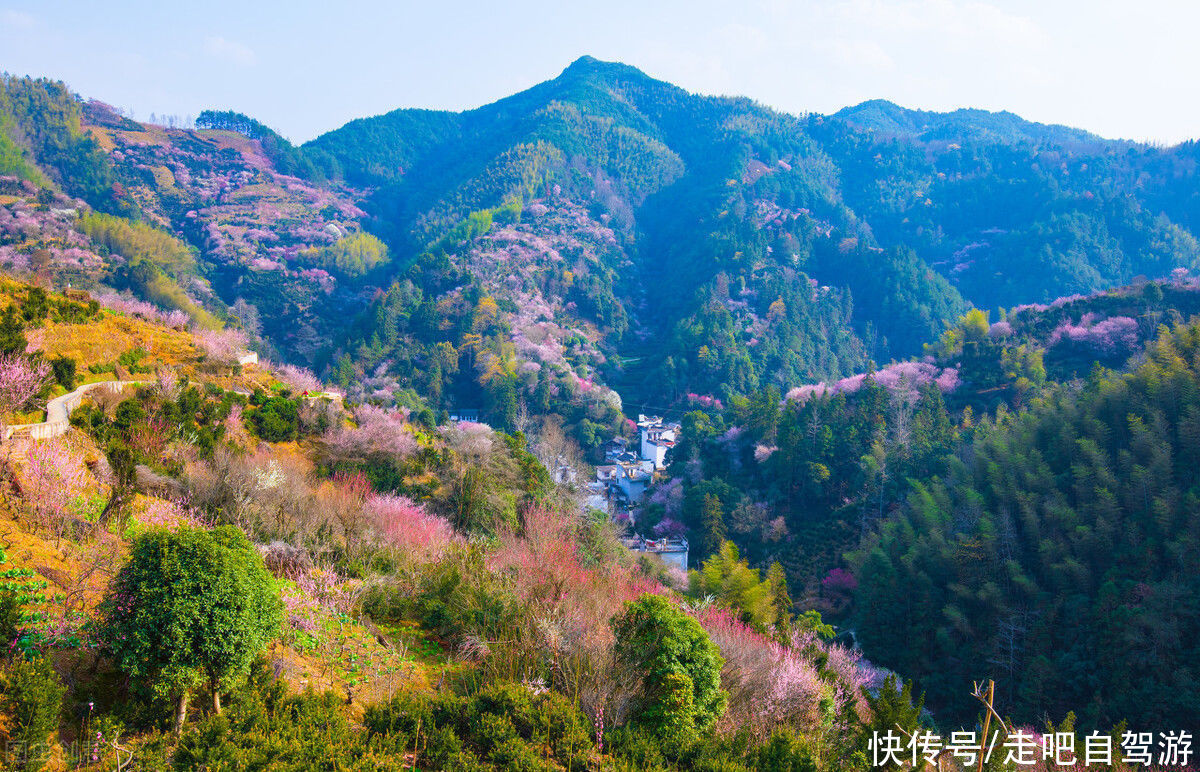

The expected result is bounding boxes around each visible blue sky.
[2,0,1197,145]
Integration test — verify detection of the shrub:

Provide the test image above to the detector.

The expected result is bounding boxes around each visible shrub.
[248,396,299,442]
[690,541,775,632]
[361,547,521,647]
[173,660,404,770]
[860,674,923,754]
[0,306,27,355]
[48,356,76,390]
[612,594,727,741]
[364,683,594,770]
[0,655,66,772]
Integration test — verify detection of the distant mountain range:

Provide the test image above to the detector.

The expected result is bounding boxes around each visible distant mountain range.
[832,97,1109,146]
[3,57,1199,442]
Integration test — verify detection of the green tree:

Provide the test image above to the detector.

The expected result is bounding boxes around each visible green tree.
[20,288,48,322]
[98,441,136,528]
[960,308,990,342]
[861,675,924,769]
[766,561,793,643]
[0,306,26,355]
[612,594,726,742]
[308,231,390,278]
[0,655,65,772]
[794,610,834,642]
[99,526,282,733]
[248,396,299,442]
[48,356,76,391]
[690,541,774,632]
[699,493,727,559]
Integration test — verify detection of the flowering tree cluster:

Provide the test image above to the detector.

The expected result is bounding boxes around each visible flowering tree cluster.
[484,505,664,719]
[0,353,50,416]
[364,493,458,560]
[13,437,91,534]
[91,291,191,328]
[271,362,322,393]
[694,605,884,743]
[787,360,961,404]
[135,497,208,532]
[194,328,250,366]
[324,404,418,461]
[1048,313,1140,354]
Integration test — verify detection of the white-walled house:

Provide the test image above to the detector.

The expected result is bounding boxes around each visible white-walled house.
[637,414,680,470]
[623,535,689,572]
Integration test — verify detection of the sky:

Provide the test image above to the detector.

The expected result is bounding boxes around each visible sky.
[1,0,1197,145]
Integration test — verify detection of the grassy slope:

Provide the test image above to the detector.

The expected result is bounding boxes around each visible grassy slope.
[0,285,442,759]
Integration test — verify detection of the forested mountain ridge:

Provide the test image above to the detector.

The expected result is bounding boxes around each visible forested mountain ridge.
[3,59,1200,446]
[831,98,1108,146]
[304,56,1200,422]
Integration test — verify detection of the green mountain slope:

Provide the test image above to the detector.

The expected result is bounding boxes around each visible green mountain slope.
[853,319,1200,728]
[5,59,1200,444]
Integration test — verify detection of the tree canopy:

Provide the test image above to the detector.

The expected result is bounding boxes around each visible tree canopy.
[99,526,282,730]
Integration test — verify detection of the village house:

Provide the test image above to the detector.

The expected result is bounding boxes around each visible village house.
[637,414,680,470]
[623,534,689,572]
[593,458,655,512]
[616,460,653,501]
[602,436,628,461]
[590,414,683,518]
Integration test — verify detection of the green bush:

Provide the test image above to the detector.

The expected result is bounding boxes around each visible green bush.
[49,356,76,390]
[98,526,282,732]
[0,655,65,772]
[360,549,521,645]
[174,687,405,771]
[248,396,300,442]
[365,683,594,770]
[612,594,727,742]
[20,288,48,323]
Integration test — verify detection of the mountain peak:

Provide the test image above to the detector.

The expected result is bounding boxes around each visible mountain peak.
[563,55,602,72]
[557,55,653,85]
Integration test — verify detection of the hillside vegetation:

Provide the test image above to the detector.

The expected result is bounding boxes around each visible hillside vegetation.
[3,57,1200,764]
[0,278,910,770]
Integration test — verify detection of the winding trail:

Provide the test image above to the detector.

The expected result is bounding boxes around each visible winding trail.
[2,380,147,441]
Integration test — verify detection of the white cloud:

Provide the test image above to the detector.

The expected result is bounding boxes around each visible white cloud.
[203,35,256,66]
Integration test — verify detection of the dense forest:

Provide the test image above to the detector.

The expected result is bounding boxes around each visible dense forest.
[853,320,1200,729]
[645,278,1200,731]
